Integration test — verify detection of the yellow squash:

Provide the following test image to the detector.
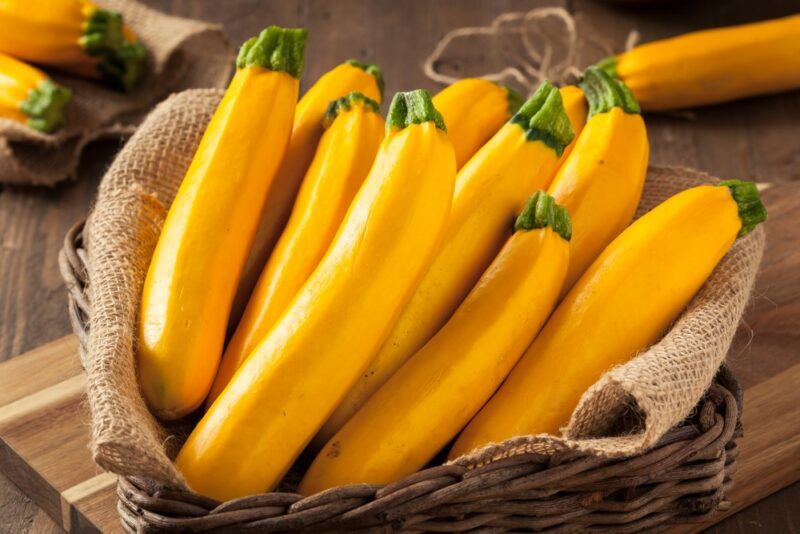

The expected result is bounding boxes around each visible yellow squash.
[301,192,571,493]
[0,52,72,132]
[549,67,649,294]
[137,27,306,420]
[433,78,522,168]
[556,85,588,164]
[450,180,766,458]
[207,92,384,405]
[598,14,800,110]
[232,60,384,325]
[176,90,456,500]
[315,81,575,447]
[0,0,146,90]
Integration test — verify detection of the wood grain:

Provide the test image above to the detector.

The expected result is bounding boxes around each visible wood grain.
[0,337,121,533]
[1,0,799,532]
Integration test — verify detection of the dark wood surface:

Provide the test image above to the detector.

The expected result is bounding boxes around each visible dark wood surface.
[0,0,798,532]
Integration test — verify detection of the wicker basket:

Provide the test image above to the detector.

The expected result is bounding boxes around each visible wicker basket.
[59,219,742,533]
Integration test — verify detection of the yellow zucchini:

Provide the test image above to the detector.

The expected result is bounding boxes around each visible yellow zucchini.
[300,192,571,492]
[556,85,588,164]
[207,92,384,405]
[549,66,649,294]
[315,81,575,448]
[176,90,456,500]
[432,78,522,168]
[232,60,384,325]
[450,180,766,458]
[598,14,800,110]
[137,27,306,420]
[0,0,146,90]
[0,52,71,132]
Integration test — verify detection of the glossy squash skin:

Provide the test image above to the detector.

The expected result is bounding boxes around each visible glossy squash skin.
[450,181,766,458]
[599,14,800,110]
[206,93,385,405]
[137,27,306,420]
[549,67,649,294]
[0,52,72,132]
[0,0,146,90]
[433,78,522,169]
[176,91,456,500]
[300,192,571,493]
[315,81,575,448]
[556,85,588,165]
[232,60,384,325]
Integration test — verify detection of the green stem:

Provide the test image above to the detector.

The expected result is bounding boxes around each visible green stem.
[515,190,572,241]
[237,27,308,79]
[510,80,574,156]
[386,89,446,132]
[499,83,524,117]
[346,59,385,100]
[595,56,619,78]
[79,8,146,91]
[719,180,767,237]
[20,80,72,133]
[579,66,640,118]
[323,91,380,128]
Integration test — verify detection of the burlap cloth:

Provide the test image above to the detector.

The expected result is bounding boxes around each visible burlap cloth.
[0,0,233,187]
[81,89,765,487]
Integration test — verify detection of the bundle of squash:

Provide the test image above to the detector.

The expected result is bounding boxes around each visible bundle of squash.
[0,0,147,132]
[136,20,774,501]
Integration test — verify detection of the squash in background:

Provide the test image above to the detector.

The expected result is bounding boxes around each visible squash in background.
[0,52,72,132]
[599,14,800,110]
[433,78,522,168]
[0,0,146,90]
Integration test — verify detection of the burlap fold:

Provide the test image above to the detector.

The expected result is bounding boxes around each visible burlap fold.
[83,89,764,486]
[0,0,233,187]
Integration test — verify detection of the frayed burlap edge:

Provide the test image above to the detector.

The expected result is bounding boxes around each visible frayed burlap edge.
[0,0,233,187]
[84,89,224,485]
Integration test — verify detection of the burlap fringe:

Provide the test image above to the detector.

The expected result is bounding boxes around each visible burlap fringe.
[0,0,233,186]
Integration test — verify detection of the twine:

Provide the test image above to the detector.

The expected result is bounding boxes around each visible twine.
[423,6,638,93]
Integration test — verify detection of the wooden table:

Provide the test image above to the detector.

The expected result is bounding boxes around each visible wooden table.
[1,0,798,531]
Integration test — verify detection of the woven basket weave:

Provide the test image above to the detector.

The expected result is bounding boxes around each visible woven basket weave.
[60,219,742,533]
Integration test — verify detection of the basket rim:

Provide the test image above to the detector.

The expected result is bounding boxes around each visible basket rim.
[113,379,740,532]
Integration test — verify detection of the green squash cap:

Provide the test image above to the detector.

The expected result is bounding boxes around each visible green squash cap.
[20,80,73,133]
[346,59,385,100]
[498,83,524,117]
[237,27,308,79]
[514,190,572,241]
[720,180,767,237]
[79,8,147,91]
[323,91,381,129]
[579,66,640,118]
[510,81,575,156]
[386,90,446,132]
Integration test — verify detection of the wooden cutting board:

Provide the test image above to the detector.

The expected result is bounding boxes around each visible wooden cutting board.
[0,343,798,533]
